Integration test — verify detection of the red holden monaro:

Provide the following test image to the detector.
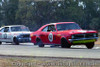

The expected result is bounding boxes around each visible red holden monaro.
[30,22,98,49]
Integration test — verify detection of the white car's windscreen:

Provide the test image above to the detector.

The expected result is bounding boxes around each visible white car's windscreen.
[11,26,29,32]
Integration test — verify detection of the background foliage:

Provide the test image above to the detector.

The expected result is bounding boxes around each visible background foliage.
[0,0,100,31]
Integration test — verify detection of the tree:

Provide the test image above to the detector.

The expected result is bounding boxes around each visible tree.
[81,0,100,29]
[1,0,18,25]
[1,0,100,31]
[89,18,100,30]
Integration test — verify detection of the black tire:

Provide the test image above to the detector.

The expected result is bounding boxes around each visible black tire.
[36,38,44,47]
[0,42,2,45]
[85,42,94,49]
[61,38,71,48]
[13,38,19,45]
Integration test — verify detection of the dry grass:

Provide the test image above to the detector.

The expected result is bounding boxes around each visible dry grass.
[0,57,100,67]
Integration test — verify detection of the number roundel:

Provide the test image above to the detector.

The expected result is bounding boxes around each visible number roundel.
[48,33,53,42]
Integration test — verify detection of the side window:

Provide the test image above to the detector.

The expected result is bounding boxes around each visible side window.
[4,27,10,32]
[0,28,5,32]
[48,25,56,32]
[42,26,48,32]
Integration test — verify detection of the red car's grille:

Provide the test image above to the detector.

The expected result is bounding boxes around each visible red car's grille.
[73,33,97,39]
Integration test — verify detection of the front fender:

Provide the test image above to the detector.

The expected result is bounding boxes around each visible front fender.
[61,35,72,45]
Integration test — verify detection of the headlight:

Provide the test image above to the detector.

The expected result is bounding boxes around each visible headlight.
[17,35,23,38]
[94,33,98,37]
[72,35,74,39]
[94,34,96,37]
[20,35,23,38]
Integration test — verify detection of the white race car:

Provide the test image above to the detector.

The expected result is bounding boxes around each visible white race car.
[0,25,31,45]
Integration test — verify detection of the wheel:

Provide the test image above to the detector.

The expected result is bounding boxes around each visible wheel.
[85,42,94,49]
[0,42,2,45]
[61,38,71,48]
[13,38,19,45]
[36,38,44,47]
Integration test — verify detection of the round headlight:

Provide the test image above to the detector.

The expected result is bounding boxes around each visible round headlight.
[72,35,74,39]
[18,38,21,39]
[94,34,96,37]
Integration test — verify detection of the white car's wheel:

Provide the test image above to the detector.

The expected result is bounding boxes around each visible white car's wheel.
[13,38,19,45]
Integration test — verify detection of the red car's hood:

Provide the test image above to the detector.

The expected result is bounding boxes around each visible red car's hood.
[58,29,97,35]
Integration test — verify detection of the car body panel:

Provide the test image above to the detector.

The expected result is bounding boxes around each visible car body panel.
[31,22,98,46]
[0,25,31,43]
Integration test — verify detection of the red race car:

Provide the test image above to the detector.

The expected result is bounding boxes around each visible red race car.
[30,22,98,49]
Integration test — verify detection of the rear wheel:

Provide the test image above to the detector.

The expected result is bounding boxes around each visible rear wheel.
[85,42,94,49]
[13,38,19,45]
[61,38,71,48]
[36,38,44,47]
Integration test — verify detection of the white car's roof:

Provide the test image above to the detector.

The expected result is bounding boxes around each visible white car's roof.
[5,25,25,27]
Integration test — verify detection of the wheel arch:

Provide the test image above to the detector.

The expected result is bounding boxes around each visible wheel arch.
[13,36,19,45]
[61,36,71,45]
[36,37,41,42]
[12,35,17,41]
[61,37,71,48]
[61,37,66,42]
[13,37,17,42]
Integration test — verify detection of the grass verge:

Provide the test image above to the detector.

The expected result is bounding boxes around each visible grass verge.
[0,56,100,67]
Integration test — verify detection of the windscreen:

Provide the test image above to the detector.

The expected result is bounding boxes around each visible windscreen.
[11,26,29,32]
[57,23,81,31]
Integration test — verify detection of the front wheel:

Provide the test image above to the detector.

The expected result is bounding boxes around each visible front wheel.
[13,38,19,45]
[36,38,44,47]
[85,42,94,49]
[61,38,71,48]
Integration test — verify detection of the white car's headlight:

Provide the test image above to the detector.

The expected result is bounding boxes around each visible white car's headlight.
[17,35,23,38]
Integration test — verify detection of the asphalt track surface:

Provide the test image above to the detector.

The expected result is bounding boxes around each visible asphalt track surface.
[0,43,100,59]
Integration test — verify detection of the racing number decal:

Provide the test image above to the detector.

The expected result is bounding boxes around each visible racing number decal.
[48,33,53,42]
